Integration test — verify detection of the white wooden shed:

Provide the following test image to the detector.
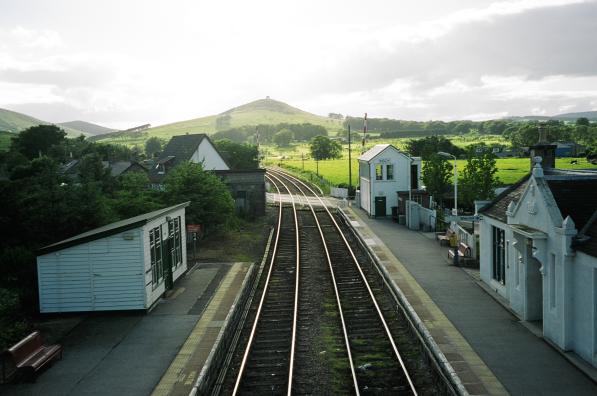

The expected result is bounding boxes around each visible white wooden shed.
[37,202,190,313]
[358,144,421,217]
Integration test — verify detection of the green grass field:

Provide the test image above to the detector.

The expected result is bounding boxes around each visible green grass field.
[269,156,597,186]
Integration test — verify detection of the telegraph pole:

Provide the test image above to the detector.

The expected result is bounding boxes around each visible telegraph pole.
[348,124,352,199]
[362,112,367,154]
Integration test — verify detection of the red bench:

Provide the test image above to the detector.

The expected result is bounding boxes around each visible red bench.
[2,331,62,382]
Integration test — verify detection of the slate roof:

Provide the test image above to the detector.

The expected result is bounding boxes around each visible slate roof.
[577,212,597,257]
[480,175,530,222]
[359,144,401,162]
[160,134,208,167]
[547,178,597,231]
[38,202,190,255]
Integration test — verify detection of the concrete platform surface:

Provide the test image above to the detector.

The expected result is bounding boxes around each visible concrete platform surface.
[1,263,234,396]
[348,206,597,396]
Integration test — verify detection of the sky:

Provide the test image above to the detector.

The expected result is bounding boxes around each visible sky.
[1,0,596,129]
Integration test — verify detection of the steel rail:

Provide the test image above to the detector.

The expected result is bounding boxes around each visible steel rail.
[271,171,361,394]
[268,167,418,395]
[232,174,300,396]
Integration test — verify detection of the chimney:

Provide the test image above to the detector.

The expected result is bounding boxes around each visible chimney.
[529,124,556,170]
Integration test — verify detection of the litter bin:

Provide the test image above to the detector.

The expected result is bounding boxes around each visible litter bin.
[391,206,398,222]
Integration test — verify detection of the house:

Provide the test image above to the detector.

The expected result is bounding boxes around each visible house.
[105,161,148,177]
[37,202,189,313]
[149,134,230,183]
[151,133,265,217]
[478,140,597,367]
[358,144,421,217]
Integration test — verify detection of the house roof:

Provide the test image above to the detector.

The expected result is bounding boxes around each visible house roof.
[108,161,147,177]
[480,175,530,222]
[160,134,208,167]
[577,211,597,257]
[38,202,190,255]
[359,144,403,162]
[547,178,597,231]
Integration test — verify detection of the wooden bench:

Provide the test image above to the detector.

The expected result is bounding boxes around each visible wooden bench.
[448,242,471,261]
[436,228,456,246]
[2,331,62,382]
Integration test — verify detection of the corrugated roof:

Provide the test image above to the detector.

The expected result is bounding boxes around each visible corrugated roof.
[359,144,398,162]
[38,202,190,255]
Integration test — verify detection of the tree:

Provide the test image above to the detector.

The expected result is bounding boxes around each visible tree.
[273,129,293,147]
[405,136,464,159]
[163,162,234,230]
[577,117,590,127]
[459,145,500,209]
[309,136,342,161]
[215,140,258,169]
[110,172,162,219]
[11,124,66,159]
[422,154,453,207]
[145,137,163,158]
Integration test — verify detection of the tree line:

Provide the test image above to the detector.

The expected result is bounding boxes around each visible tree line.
[0,125,238,349]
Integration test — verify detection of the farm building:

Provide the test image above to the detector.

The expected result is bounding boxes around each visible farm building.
[37,202,189,313]
[358,144,421,217]
[478,141,597,368]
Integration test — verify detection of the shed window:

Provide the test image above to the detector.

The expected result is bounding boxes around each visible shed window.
[386,164,394,180]
[150,226,164,287]
[375,164,383,180]
[168,217,183,269]
[492,226,506,285]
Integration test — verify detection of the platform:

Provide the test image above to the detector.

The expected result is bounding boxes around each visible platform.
[346,206,597,395]
[0,262,247,396]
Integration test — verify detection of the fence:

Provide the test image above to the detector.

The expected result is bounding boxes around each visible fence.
[330,187,348,198]
[453,222,478,260]
[406,200,437,232]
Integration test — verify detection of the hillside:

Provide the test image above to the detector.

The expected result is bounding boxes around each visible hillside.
[59,120,116,136]
[0,108,91,137]
[505,110,597,122]
[94,98,343,145]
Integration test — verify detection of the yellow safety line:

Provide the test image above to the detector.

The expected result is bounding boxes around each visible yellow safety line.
[152,263,243,396]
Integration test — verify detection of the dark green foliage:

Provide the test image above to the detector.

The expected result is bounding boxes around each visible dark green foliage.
[11,124,67,159]
[0,288,29,351]
[163,162,234,230]
[422,154,453,206]
[273,128,293,147]
[110,172,162,219]
[405,136,464,159]
[145,136,163,158]
[212,122,327,144]
[459,145,500,209]
[215,140,258,169]
[577,117,590,126]
[310,136,342,161]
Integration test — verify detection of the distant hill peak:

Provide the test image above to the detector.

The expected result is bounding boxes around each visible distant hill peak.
[220,98,311,116]
[58,120,116,136]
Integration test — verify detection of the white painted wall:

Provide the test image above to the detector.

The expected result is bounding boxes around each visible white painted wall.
[359,148,421,216]
[38,207,188,313]
[479,172,597,368]
[38,229,146,313]
[142,207,188,308]
[191,139,230,170]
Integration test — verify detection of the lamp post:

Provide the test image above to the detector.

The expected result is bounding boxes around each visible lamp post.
[438,151,458,266]
[437,152,457,216]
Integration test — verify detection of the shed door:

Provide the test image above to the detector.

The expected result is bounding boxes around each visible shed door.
[375,196,386,217]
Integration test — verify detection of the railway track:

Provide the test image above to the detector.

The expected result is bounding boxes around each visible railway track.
[219,168,436,395]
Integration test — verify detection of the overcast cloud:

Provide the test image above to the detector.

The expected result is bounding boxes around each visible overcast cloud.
[0,0,596,128]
